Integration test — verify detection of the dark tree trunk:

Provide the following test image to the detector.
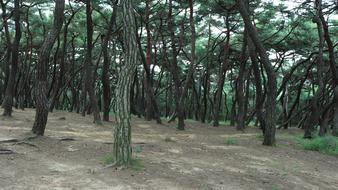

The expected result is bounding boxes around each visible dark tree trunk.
[102,2,117,121]
[84,0,101,124]
[2,0,21,116]
[236,31,247,130]
[32,0,65,136]
[248,37,266,133]
[213,15,230,127]
[238,0,277,146]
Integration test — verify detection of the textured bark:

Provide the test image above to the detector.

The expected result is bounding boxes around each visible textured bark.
[84,0,101,124]
[32,0,65,136]
[0,0,12,95]
[238,0,277,146]
[113,0,138,167]
[2,0,21,116]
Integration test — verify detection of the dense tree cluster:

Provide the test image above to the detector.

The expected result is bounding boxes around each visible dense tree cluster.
[0,0,337,166]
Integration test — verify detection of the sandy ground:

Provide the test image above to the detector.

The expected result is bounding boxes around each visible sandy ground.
[0,108,337,190]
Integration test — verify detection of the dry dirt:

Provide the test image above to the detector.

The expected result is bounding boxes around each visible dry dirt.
[0,108,337,190]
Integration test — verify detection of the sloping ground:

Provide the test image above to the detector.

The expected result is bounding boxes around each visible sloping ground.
[0,108,337,190]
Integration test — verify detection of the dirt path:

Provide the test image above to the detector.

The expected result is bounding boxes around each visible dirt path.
[0,108,337,190]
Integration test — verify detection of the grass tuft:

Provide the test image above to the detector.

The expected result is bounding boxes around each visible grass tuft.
[295,136,338,156]
[130,158,144,171]
[164,136,175,142]
[224,138,237,145]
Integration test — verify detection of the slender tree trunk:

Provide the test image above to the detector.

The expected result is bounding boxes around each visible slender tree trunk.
[2,0,21,116]
[32,0,65,135]
[236,30,247,130]
[102,2,117,121]
[113,0,138,167]
[303,0,325,138]
[85,0,101,124]
[213,15,230,127]
[238,0,277,146]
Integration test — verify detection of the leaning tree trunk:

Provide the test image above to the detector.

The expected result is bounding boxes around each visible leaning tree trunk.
[85,0,101,124]
[113,0,138,167]
[303,0,325,138]
[32,0,65,135]
[238,0,277,146]
[2,0,21,116]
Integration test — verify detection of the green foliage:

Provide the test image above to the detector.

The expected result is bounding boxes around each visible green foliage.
[271,185,281,190]
[224,138,236,145]
[130,158,144,171]
[295,136,338,156]
[133,146,143,153]
[103,154,114,165]
[256,134,264,139]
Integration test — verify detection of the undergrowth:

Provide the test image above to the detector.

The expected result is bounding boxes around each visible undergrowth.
[295,136,338,156]
[224,138,237,145]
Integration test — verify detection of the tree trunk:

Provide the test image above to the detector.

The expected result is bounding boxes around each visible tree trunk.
[2,0,21,116]
[113,0,138,167]
[102,2,117,121]
[32,0,65,136]
[85,0,101,124]
[238,0,277,146]
[213,15,230,127]
[236,30,247,130]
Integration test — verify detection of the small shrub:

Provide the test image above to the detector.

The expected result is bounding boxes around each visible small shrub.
[164,136,175,142]
[256,134,264,139]
[130,158,144,171]
[271,185,280,190]
[133,146,143,153]
[103,154,114,165]
[296,136,338,156]
[224,138,236,145]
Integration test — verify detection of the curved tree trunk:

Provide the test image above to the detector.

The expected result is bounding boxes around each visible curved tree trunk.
[32,0,65,135]
[238,0,277,146]
[113,0,138,167]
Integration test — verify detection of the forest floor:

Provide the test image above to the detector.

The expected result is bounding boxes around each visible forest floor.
[0,109,337,190]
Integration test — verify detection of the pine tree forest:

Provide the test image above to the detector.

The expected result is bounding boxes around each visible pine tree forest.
[0,0,337,189]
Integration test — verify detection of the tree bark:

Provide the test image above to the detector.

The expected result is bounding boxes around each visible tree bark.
[237,0,277,146]
[2,0,21,116]
[213,15,231,127]
[32,0,65,135]
[102,2,117,121]
[84,0,101,124]
[113,0,138,167]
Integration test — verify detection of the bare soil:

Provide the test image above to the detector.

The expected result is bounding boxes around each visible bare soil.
[0,108,337,190]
